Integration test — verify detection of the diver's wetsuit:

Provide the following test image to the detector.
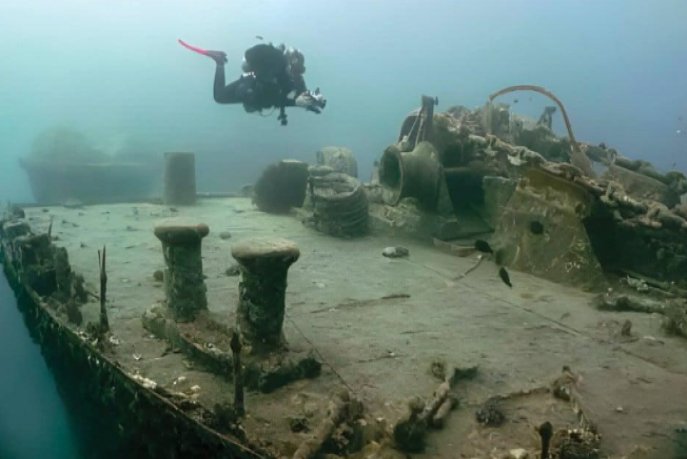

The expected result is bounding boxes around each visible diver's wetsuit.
[212,44,306,112]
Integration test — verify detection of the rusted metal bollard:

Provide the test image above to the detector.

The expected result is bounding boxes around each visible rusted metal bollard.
[163,152,197,206]
[231,238,300,352]
[154,222,209,322]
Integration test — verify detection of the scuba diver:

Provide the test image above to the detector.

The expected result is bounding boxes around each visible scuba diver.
[179,39,326,125]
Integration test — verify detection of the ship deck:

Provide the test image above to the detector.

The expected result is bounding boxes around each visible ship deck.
[23,198,687,458]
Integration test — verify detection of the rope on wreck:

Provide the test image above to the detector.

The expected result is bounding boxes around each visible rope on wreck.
[454,254,485,281]
[488,84,595,177]
[285,313,354,393]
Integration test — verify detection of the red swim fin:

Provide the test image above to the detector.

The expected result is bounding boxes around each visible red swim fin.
[178,38,210,56]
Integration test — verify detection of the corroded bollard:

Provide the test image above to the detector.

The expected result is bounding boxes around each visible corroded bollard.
[231,238,300,351]
[154,222,209,322]
[164,152,197,206]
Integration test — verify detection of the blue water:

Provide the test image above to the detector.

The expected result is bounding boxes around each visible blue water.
[1,0,686,202]
[0,1,686,455]
[0,271,79,459]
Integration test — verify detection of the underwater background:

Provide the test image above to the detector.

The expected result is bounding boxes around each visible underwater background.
[1,0,686,203]
[0,272,79,459]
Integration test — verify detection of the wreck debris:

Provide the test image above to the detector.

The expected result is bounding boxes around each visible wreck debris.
[231,237,300,352]
[431,396,457,429]
[593,291,665,314]
[538,421,553,459]
[552,366,578,402]
[488,84,594,177]
[537,106,557,130]
[421,379,457,427]
[595,289,687,339]
[305,171,369,238]
[207,402,241,436]
[15,232,58,296]
[475,397,506,427]
[432,238,476,257]
[393,366,473,452]
[98,245,109,332]
[393,397,427,452]
[154,222,210,322]
[553,428,601,459]
[248,354,321,393]
[292,390,361,459]
[620,319,633,337]
[662,301,687,338]
[625,276,649,293]
[163,152,197,206]
[53,246,72,300]
[316,146,358,178]
[605,164,680,207]
[230,331,244,416]
[429,359,446,380]
[62,299,82,326]
[541,368,602,459]
[382,246,409,258]
[253,159,309,213]
[8,204,25,219]
[398,94,439,150]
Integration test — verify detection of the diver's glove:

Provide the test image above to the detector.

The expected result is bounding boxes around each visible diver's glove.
[295,88,326,113]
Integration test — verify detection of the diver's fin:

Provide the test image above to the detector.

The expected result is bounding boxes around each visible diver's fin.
[178,39,227,63]
[178,38,210,56]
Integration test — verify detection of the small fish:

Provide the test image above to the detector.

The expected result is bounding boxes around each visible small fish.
[474,239,493,254]
[255,35,264,40]
[498,267,512,287]
[513,98,519,104]
[529,220,544,235]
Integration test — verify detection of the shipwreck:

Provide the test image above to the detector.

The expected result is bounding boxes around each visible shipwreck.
[2,88,687,458]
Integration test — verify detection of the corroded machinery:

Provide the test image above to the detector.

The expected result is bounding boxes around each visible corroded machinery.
[375,90,687,290]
